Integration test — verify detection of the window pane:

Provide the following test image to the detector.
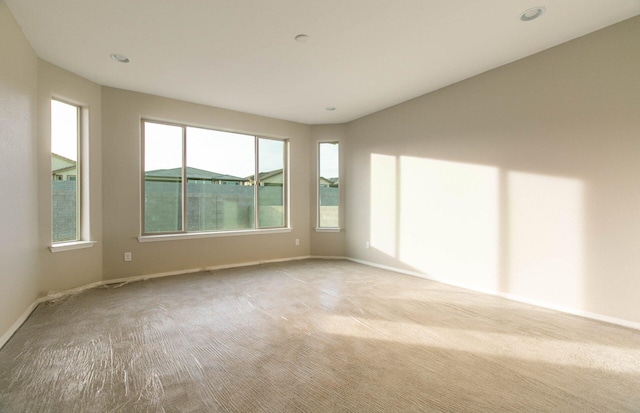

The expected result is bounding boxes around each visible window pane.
[186,127,255,231]
[51,100,79,243]
[319,142,339,228]
[144,122,183,233]
[258,138,285,228]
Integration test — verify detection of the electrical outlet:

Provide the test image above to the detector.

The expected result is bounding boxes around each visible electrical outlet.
[124,252,132,262]
[295,239,300,246]
[365,241,370,249]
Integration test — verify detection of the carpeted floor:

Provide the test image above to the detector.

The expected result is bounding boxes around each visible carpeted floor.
[1,259,639,412]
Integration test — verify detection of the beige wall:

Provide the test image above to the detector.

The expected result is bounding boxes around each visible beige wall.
[101,88,312,280]
[0,1,40,339]
[310,124,347,257]
[37,60,103,293]
[345,16,640,324]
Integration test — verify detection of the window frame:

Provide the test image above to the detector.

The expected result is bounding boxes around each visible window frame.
[140,119,290,239]
[316,140,341,231]
[49,97,95,252]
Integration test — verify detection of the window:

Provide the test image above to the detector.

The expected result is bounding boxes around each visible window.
[51,99,80,243]
[318,142,339,229]
[142,120,288,235]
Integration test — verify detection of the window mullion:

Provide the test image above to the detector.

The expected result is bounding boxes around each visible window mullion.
[75,105,81,241]
[284,140,289,228]
[182,126,187,233]
[254,136,259,229]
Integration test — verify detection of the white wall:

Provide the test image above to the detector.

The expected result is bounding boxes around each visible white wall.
[0,0,40,340]
[101,88,312,280]
[345,16,640,325]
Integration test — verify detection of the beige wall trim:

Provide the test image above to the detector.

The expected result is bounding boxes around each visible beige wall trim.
[347,258,640,332]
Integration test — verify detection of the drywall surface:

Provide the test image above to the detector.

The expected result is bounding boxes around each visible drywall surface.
[101,88,312,280]
[37,60,103,293]
[0,1,40,340]
[310,124,347,257]
[345,16,640,324]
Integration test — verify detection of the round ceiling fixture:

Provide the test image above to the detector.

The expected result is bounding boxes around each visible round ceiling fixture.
[520,7,546,21]
[325,107,336,111]
[295,34,310,43]
[110,53,130,63]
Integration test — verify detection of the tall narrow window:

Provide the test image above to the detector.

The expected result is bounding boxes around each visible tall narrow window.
[142,120,288,235]
[51,99,80,243]
[318,142,339,228]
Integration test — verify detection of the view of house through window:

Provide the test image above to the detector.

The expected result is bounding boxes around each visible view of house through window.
[258,138,286,228]
[51,99,80,243]
[318,142,339,228]
[144,122,183,232]
[143,121,287,234]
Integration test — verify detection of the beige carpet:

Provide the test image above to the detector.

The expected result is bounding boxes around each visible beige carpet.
[1,259,639,412]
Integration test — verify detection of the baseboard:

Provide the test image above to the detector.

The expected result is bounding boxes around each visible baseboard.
[101,255,314,286]
[1,255,313,349]
[0,297,47,350]
[346,257,640,332]
[309,255,348,260]
[4,254,638,350]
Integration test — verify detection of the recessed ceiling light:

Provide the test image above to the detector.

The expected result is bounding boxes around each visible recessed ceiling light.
[295,34,310,43]
[520,7,546,22]
[326,107,336,111]
[110,53,130,63]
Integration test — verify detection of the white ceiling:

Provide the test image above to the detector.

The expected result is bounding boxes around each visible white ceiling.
[6,0,640,124]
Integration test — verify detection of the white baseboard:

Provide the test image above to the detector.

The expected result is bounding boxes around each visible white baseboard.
[4,254,638,350]
[0,297,47,350]
[309,255,348,260]
[346,257,640,332]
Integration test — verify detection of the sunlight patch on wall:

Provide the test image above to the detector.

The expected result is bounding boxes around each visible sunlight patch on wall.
[507,172,584,308]
[370,154,397,257]
[398,157,499,289]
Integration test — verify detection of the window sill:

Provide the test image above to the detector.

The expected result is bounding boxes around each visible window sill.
[314,227,341,233]
[49,241,97,253]
[138,227,292,243]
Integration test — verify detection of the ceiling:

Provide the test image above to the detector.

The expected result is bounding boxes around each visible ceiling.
[6,0,640,124]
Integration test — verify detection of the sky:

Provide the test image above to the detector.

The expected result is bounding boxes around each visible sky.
[319,142,339,179]
[145,123,288,178]
[51,99,78,161]
[144,122,339,179]
[51,108,339,179]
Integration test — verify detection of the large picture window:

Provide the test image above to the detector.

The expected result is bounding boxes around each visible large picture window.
[142,120,288,235]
